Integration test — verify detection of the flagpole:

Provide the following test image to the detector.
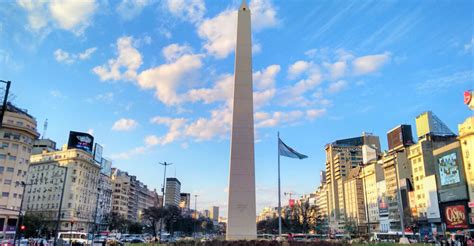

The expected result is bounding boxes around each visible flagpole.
[277,131,282,238]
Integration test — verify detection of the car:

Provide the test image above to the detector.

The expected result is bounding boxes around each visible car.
[129,238,146,244]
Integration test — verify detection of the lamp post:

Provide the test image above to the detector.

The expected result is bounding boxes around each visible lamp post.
[0,80,11,128]
[53,165,68,246]
[158,162,172,243]
[392,149,408,243]
[13,181,31,246]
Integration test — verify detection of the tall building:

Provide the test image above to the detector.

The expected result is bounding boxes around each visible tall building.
[137,183,159,222]
[96,158,112,230]
[0,103,39,238]
[210,206,219,222]
[324,133,380,231]
[459,116,474,224]
[179,193,190,210]
[26,144,100,232]
[32,139,57,155]
[165,178,181,207]
[227,0,257,240]
[111,169,132,219]
[360,158,384,232]
[343,166,366,233]
[407,116,456,231]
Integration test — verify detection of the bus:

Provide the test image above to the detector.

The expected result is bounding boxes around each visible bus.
[58,232,89,245]
[371,232,419,243]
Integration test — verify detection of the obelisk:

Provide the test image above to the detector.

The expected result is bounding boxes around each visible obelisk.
[227,0,257,241]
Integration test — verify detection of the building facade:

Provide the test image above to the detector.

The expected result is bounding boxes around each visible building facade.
[179,193,190,210]
[459,116,474,225]
[26,146,100,232]
[165,178,181,207]
[0,103,39,239]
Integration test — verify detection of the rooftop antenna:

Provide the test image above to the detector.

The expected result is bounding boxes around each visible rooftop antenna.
[42,119,48,139]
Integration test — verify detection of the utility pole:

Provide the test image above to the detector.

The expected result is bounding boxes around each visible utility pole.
[0,80,11,128]
[13,182,30,246]
[54,165,68,246]
[159,162,172,243]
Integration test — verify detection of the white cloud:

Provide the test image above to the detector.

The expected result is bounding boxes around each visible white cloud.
[54,47,97,64]
[17,0,49,31]
[198,10,236,59]
[255,110,304,128]
[249,0,278,31]
[78,47,97,60]
[54,49,74,64]
[185,74,233,105]
[112,118,138,131]
[109,135,158,160]
[137,52,203,105]
[304,49,317,58]
[464,37,474,53]
[254,64,280,90]
[325,60,346,79]
[95,92,114,103]
[327,80,348,93]
[288,60,311,79]
[306,109,326,119]
[162,43,192,62]
[86,128,94,135]
[93,36,143,81]
[352,52,391,75]
[197,0,278,59]
[116,0,151,20]
[166,0,205,23]
[150,117,187,144]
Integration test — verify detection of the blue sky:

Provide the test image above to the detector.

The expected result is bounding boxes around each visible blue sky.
[1,0,473,217]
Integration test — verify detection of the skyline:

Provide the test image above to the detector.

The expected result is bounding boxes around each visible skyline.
[1,0,473,217]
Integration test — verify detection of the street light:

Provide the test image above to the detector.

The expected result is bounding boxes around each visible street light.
[392,149,409,243]
[0,80,11,128]
[13,181,31,246]
[158,162,172,243]
[53,165,68,246]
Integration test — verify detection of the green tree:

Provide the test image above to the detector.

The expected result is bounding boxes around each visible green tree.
[22,212,55,238]
[128,222,143,234]
[143,207,166,238]
[164,206,181,235]
[104,212,128,232]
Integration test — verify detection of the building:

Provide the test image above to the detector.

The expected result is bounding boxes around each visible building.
[377,180,389,232]
[0,103,39,238]
[111,169,131,219]
[96,158,113,230]
[32,138,57,155]
[137,182,159,222]
[257,207,277,222]
[314,183,328,219]
[164,178,181,207]
[26,144,100,232]
[360,158,384,232]
[179,193,190,210]
[459,116,474,225]
[343,166,366,234]
[415,111,455,139]
[324,132,380,231]
[210,206,219,223]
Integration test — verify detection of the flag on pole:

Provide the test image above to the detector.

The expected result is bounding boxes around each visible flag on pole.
[278,138,308,159]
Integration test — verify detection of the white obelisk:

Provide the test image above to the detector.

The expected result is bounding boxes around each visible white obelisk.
[227,0,256,241]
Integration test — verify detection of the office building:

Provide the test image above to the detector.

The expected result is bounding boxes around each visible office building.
[26,144,100,232]
[360,158,384,232]
[180,193,190,210]
[32,138,57,155]
[165,178,181,207]
[459,116,474,224]
[210,206,219,222]
[0,103,39,238]
[343,166,366,233]
[325,132,380,231]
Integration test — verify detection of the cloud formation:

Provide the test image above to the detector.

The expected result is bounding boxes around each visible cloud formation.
[54,47,97,64]
[352,52,391,75]
[112,118,138,131]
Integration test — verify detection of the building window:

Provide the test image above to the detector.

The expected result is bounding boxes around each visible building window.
[8,156,16,161]
[4,180,11,185]
[1,143,8,148]
[7,167,14,172]
[2,192,9,197]
[11,144,18,150]
[0,154,5,160]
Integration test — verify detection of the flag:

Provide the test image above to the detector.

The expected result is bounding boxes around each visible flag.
[278,138,308,159]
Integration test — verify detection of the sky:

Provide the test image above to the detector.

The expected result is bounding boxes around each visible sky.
[0,0,473,217]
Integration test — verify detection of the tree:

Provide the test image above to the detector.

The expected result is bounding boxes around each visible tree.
[143,207,166,238]
[22,212,55,238]
[103,212,128,232]
[128,222,143,234]
[164,206,181,235]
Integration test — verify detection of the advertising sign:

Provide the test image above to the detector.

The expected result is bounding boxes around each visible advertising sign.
[438,153,460,186]
[445,205,468,229]
[378,195,389,215]
[424,175,441,219]
[67,131,94,153]
[387,125,414,150]
[100,158,112,177]
[464,91,472,105]
[93,143,103,163]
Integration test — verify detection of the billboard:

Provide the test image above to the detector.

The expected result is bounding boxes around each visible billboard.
[93,143,103,163]
[378,195,389,215]
[424,175,441,219]
[387,125,413,150]
[445,205,468,229]
[438,153,460,186]
[67,131,94,153]
[100,158,112,177]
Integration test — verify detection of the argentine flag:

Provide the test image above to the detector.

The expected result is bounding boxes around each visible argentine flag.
[278,138,308,159]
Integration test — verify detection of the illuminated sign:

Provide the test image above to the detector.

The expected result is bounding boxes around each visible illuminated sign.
[93,143,103,163]
[445,205,468,229]
[438,153,460,186]
[67,131,94,153]
[289,199,295,208]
